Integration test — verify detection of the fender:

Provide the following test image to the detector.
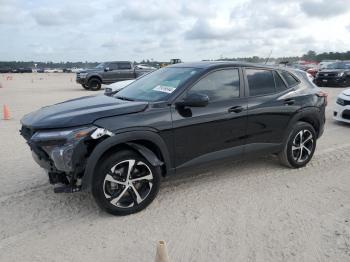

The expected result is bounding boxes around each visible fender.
[283,106,323,143]
[81,130,172,191]
[87,74,103,83]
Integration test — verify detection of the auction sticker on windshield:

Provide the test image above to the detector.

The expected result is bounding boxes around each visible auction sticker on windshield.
[153,85,176,93]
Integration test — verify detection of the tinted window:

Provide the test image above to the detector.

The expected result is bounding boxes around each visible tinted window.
[118,63,132,69]
[187,69,240,102]
[280,71,299,87]
[109,63,118,70]
[246,69,275,96]
[116,67,200,102]
[273,71,288,92]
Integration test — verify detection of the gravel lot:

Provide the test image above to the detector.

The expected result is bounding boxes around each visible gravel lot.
[0,73,350,262]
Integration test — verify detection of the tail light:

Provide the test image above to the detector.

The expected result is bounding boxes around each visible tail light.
[317,91,328,106]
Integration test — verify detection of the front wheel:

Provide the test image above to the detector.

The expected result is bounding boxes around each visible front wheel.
[88,78,102,91]
[92,150,160,215]
[279,122,317,168]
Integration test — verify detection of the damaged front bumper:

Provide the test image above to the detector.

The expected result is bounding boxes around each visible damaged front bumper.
[20,126,114,193]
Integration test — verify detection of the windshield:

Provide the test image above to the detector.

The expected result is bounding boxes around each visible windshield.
[326,62,350,69]
[115,67,201,102]
[95,63,106,69]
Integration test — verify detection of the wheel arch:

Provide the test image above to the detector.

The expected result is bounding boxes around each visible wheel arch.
[82,131,172,191]
[284,107,322,141]
[87,75,102,83]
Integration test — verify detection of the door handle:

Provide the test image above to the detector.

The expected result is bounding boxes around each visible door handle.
[228,106,244,113]
[284,98,295,105]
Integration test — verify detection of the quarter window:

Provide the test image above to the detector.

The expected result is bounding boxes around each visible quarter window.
[187,69,240,102]
[273,71,288,92]
[246,69,275,96]
[280,71,299,87]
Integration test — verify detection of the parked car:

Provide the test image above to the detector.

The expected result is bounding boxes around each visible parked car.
[12,68,32,73]
[104,79,135,96]
[334,88,350,123]
[314,61,350,87]
[20,61,327,215]
[76,61,155,91]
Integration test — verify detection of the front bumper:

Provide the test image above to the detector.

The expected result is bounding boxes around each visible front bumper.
[333,103,350,124]
[315,76,347,87]
[76,77,87,85]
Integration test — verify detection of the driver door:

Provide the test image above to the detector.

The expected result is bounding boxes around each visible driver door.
[171,68,247,170]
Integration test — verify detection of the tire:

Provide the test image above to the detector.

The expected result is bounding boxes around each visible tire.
[81,84,90,90]
[87,78,102,91]
[92,150,160,215]
[278,121,317,168]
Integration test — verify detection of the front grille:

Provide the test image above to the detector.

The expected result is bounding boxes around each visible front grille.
[318,73,337,77]
[20,126,35,141]
[76,73,81,80]
[342,110,350,120]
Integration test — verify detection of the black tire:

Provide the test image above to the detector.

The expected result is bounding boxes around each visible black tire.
[92,150,160,215]
[81,84,90,90]
[87,78,102,91]
[278,121,317,168]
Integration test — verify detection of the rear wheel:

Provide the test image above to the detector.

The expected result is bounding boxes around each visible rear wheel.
[92,150,160,215]
[279,122,316,168]
[88,78,102,91]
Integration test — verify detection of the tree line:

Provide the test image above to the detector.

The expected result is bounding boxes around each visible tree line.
[1,50,350,69]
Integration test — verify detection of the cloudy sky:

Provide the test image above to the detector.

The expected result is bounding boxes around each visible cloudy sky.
[1,0,350,62]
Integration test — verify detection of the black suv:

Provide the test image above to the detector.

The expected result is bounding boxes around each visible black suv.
[315,61,350,87]
[76,61,154,91]
[20,62,327,215]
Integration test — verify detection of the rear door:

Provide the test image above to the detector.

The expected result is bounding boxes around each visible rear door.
[117,62,135,80]
[244,68,300,152]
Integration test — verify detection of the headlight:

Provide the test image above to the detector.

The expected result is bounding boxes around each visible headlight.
[31,126,96,145]
[79,73,88,78]
[31,126,97,172]
[337,72,344,77]
[336,98,345,106]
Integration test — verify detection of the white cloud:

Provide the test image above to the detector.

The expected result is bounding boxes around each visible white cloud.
[0,0,350,61]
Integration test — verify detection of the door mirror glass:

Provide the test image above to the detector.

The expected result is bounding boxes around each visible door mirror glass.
[176,93,209,108]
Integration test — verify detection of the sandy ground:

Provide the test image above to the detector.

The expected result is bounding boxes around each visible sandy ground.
[0,73,350,262]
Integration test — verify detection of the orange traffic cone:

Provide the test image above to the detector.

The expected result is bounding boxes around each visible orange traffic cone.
[3,105,10,120]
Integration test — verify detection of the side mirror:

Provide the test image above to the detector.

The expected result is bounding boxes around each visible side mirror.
[104,67,110,72]
[175,93,209,108]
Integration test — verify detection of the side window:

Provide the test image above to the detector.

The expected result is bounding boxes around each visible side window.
[187,69,240,102]
[118,63,132,70]
[280,71,299,87]
[273,71,288,92]
[246,69,275,96]
[109,63,118,70]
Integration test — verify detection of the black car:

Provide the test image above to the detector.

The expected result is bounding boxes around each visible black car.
[314,61,350,87]
[76,61,154,91]
[20,62,327,215]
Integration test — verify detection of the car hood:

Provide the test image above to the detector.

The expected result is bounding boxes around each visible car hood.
[78,68,102,73]
[342,89,350,96]
[21,95,148,129]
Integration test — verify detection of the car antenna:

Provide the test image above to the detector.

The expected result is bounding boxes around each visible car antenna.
[265,49,273,64]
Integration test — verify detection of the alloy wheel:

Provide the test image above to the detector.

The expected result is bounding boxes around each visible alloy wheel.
[291,130,314,163]
[103,159,154,208]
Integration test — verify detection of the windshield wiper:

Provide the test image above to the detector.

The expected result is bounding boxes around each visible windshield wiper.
[115,96,134,101]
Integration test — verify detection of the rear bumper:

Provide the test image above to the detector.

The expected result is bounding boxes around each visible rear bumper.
[333,104,350,123]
